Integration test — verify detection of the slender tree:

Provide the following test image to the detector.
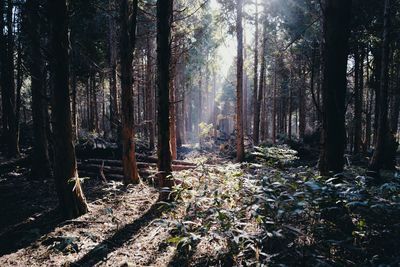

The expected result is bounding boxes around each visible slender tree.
[236,0,245,162]
[49,0,88,219]
[156,0,174,199]
[119,0,140,184]
[370,0,397,171]
[26,0,51,178]
[252,0,260,145]
[0,0,19,157]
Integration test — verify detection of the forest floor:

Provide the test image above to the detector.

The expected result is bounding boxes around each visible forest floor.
[0,143,400,266]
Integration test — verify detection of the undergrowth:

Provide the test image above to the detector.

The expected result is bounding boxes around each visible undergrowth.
[165,148,400,266]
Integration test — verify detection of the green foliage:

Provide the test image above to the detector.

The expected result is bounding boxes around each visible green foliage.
[164,154,400,265]
[250,145,299,166]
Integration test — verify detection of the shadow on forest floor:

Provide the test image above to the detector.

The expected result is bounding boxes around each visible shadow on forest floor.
[0,209,62,257]
[0,158,126,257]
[71,201,166,267]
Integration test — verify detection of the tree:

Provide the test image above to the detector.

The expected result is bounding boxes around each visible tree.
[319,0,352,175]
[252,0,260,145]
[49,0,88,218]
[369,0,397,171]
[236,0,245,162]
[0,0,19,158]
[26,0,52,178]
[119,0,140,184]
[156,0,174,199]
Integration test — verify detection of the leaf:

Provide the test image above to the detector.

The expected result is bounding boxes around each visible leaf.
[304,181,322,191]
[167,236,186,245]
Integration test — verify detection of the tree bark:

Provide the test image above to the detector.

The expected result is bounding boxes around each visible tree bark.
[145,36,155,150]
[370,0,397,171]
[49,0,88,219]
[353,45,364,154]
[236,0,245,162]
[156,0,174,198]
[26,0,51,178]
[252,0,260,145]
[0,0,19,157]
[319,0,352,175]
[108,0,119,140]
[119,0,140,184]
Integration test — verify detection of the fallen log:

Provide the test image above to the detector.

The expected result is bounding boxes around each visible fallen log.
[78,162,195,174]
[79,157,197,167]
[79,169,153,181]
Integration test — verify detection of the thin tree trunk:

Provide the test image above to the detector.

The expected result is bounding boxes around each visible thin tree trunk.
[145,36,155,149]
[108,0,119,139]
[272,62,277,144]
[370,0,396,171]
[236,0,245,162]
[49,0,88,219]
[156,0,174,199]
[27,0,52,178]
[169,68,177,160]
[1,0,19,157]
[354,45,364,154]
[253,0,260,144]
[119,0,139,184]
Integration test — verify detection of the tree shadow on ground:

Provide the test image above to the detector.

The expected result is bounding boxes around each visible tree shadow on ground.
[71,201,166,267]
[0,208,62,256]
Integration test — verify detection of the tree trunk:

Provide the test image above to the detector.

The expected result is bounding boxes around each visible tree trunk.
[272,62,277,144]
[108,0,119,140]
[119,0,140,184]
[169,69,177,160]
[319,0,352,175]
[236,0,245,162]
[299,63,306,139]
[390,63,400,133]
[145,36,155,150]
[353,46,364,154]
[0,0,19,157]
[49,0,88,219]
[27,0,51,178]
[370,0,396,171]
[156,0,174,198]
[252,0,260,145]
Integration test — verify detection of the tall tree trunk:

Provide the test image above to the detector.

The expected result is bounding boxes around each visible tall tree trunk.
[92,74,99,132]
[1,0,19,157]
[236,0,245,162]
[365,45,373,151]
[156,0,173,198]
[49,0,88,219]
[370,0,396,171]
[299,63,306,139]
[145,36,155,150]
[0,0,5,143]
[169,68,177,160]
[319,0,352,175]
[108,0,119,139]
[272,62,277,144]
[119,0,140,184]
[354,46,364,154]
[390,64,400,133]
[71,69,78,140]
[15,16,22,147]
[288,69,292,139]
[27,0,51,178]
[252,0,260,145]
